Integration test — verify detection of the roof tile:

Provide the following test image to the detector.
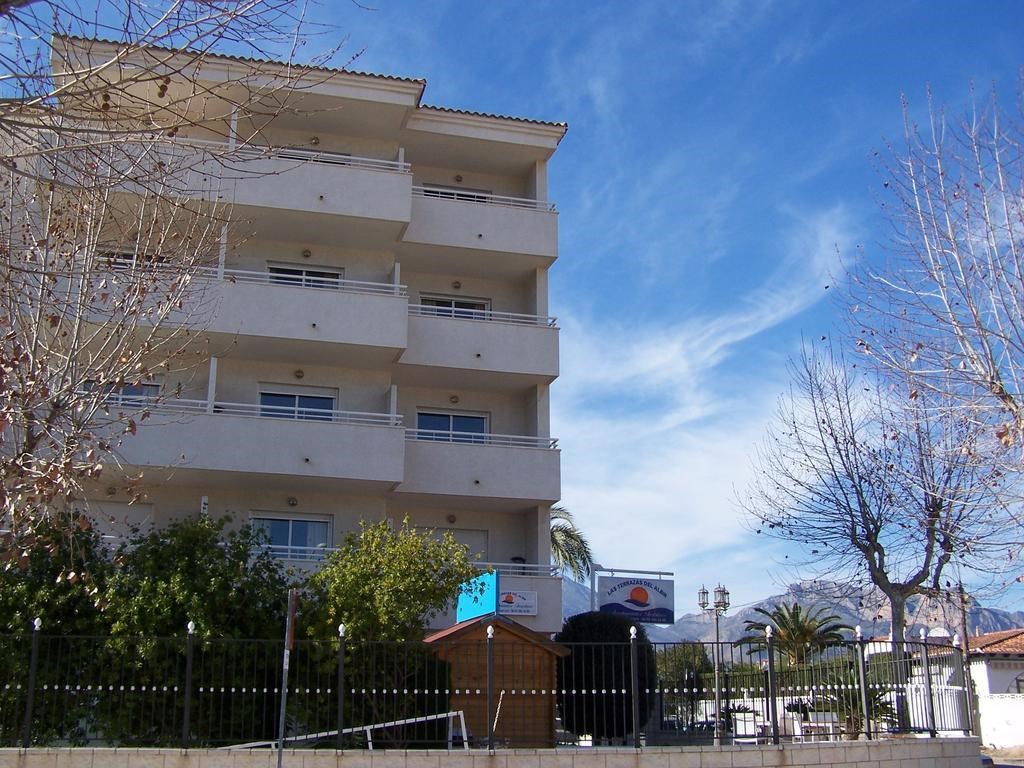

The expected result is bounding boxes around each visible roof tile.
[967,628,1024,654]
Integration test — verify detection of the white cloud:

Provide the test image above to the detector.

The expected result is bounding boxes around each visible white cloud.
[552,204,857,597]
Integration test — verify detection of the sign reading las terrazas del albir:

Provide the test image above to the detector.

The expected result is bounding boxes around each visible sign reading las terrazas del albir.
[597,576,675,624]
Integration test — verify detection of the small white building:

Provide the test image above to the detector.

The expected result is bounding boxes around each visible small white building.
[968,628,1024,749]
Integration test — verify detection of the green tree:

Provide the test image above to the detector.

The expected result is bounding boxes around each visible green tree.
[555,612,656,743]
[104,515,289,638]
[550,506,594,582]
[656,643,712,684]
[303,518,478,642]
[735,602,852,665]
[0,512,110,635]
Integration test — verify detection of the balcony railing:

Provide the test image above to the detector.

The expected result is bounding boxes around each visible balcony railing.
[406,429,557,449]
[181,137,412,174]
[478,561,560,577]
[198,266,407,296]
[97,394,402,427]
[264,543,332,561]
[408,304,556,327]
[412,185,556,212]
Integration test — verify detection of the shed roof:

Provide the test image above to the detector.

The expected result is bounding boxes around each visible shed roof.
[425,614,569,657]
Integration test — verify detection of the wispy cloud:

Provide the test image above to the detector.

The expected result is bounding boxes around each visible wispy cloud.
[553,203,857,605]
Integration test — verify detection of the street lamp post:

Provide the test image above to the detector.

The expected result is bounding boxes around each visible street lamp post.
[698,583,730,746]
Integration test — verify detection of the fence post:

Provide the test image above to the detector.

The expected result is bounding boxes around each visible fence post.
[765,626,779,745]
[952,634,973,735]
[919,630,936,737]
[855,626,872,740]
[336,623,345,750]
[21,617,41,749]
[182,620,195,747]
[486,625,495,751]
[629,627,641,750]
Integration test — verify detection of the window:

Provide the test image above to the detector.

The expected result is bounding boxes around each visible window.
[421,183,492,204]
[1015,673,1024,694]
[417,411,487,443]
[259,390,335,421]
[268,264,342,289]
[252,515,330,561]
[420,294,490,320]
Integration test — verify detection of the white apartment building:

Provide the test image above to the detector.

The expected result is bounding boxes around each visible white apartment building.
[66,40,567,633]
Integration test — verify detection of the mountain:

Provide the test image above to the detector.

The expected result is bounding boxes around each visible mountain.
[561,578,1024,643]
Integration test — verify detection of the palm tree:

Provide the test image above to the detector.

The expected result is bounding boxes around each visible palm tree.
[735,602,852,665]
[549,506,594,582]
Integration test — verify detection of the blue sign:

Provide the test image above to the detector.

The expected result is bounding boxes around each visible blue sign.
[456,570,499,623]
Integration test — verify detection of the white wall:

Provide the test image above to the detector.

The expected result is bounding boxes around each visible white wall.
[971,657,1024,695]
[977,694,1024,749]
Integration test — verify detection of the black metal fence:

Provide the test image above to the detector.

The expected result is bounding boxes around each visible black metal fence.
[0,628,970,749]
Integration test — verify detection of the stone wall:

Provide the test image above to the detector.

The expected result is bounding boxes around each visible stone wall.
[0,738,982,768]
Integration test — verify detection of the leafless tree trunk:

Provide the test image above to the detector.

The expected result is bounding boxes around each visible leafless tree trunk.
[742,343,1012,728]
[742,343,1011,635]
[0,1,347,563]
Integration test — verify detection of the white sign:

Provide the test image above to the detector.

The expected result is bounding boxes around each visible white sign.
[597,576,675,624]
[498,590,538,616]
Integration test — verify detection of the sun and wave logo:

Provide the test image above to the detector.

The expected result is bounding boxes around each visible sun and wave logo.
[502,593,516,604]
[625,586,650,607]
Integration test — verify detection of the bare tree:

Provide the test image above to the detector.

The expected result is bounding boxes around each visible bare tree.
[742,343,1009,641]
[0,1,345,561]
[855,85,1024,459]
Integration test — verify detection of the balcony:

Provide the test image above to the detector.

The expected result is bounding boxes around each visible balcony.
[198,267,408,365]
[219,145,413,240]
[402,186,558,261]
[399,305,558,385]
[398,430,560,506]
[112,396,405,487]
[60,138,414,246]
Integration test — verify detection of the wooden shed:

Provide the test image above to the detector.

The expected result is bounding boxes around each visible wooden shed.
[425,614,569,748]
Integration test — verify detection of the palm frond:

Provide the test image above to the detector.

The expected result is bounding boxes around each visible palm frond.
[549,505,594,582]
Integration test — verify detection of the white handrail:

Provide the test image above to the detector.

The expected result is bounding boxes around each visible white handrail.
[478,561,560,577]
[408,304,556,327]
[96,394,402,427]
[263,543,332,561]
[406,429,557,449]
[198,266,407,297]
[214,400,401,426]
[97,394,207,412]
[178,137,412,173]
[412,185,555,212]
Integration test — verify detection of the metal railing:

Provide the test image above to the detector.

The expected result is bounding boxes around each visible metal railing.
[406,429,558,449]
[0,632,970,750]
[478,561,560,578]
[200,266,407,297]
[408,304,557,327]
[94,394,402,427]
[412,185,556,212]
[179,137,412,174]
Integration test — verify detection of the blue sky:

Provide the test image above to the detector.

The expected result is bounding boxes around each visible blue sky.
[317,1,1024,616]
